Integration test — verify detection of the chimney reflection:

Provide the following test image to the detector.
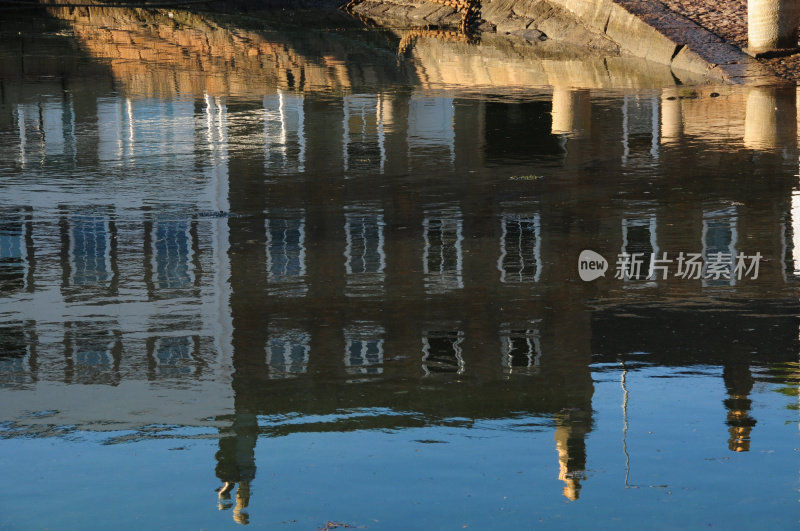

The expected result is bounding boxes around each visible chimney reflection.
[550,88,591,138]
[723,362,757,452]
[554,410,589,501]
[744,87,797,151]
[215,412,257,525]
[659,88,683,144]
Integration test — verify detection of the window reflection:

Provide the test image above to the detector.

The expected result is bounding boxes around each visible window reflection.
[498,213,541,283]
[344,205,385,297]
[782,192,800,281]
[152,336,196,378]
[343,94,386,175]
[407,95,455,167]
[67,213,114,287]
[97,97,194,166]
[266,212,307,297]
[344,323,384,376]
[263,92,306,172]
[266,329,310,379]
[15,98,76,166]
[65,324,121,385]
[423,207,463,294]
[152,218,195,290]
[702,207,737,287]
[501,328,541,375]
[621,212,658,283]
[422,330,465,375]
[0,323,33,387]
[0,214,29,293]
[621,94,660,166]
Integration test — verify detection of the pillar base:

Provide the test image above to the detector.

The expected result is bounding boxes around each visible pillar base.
[744,46,800,58]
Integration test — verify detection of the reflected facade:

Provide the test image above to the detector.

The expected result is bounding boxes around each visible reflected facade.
[1,10,800,525]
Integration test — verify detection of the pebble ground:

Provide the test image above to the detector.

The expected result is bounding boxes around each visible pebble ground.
[658,0,800,82]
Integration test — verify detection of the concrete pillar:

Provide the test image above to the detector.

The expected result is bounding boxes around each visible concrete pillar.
[551,88,591,138]
[744,86,797,150]
[748,0,800,54]
[660,88,683,144]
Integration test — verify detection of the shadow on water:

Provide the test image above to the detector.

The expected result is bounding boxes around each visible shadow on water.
[0,4,800,527]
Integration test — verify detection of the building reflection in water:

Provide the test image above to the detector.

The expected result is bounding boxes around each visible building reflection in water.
[620,206,658,284]
[265,212,307,297]
[422,329,466,376]
[500,326,541,375]
[266,329,311,379]
[3,20,800,517]
[343,94,386,176]
[498,214,541,284]
[423,207,464,294]
[702,207,738,287]
[264,92,306,173]
[344,204,386,297]
[0,209,33,294]
[344,323,385,378]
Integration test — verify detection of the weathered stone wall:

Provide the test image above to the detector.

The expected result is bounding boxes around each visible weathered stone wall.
[351,0,619,51]
[350,0,786,84]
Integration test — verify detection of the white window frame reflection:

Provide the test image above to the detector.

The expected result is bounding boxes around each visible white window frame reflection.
[423,208,464,293]
[781,192,800,281]
[621,213,659,285]
[344,324,384,376]
[344,205,386,297]
[0,324,33,385]
[267,329,310,379]
[422,330,465,376]
[153,336,195,377]
[151,218,195,290]
[621,94,660,166]
[498,213,541,283]
[263,92,306,172]
[342,94,386,175]
[0,215,29,291]
[66,326,120,385]
[702,207,738,287]
[407,95,455,166]
[68,214,113,287]
[500,328,542,375]
[266,213,307,297]
[16,97,77,166]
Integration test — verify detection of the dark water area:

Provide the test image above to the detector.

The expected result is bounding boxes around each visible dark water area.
[1,6,799,529]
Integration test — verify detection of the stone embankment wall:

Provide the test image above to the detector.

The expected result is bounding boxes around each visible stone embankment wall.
[350,0,785,84]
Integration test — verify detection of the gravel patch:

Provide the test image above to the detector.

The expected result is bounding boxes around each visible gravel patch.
[658,0,800,81]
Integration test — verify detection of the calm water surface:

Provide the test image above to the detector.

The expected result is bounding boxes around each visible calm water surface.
[1,7,799,529]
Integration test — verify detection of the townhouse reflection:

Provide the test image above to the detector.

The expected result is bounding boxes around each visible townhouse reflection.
[4,80,800,519]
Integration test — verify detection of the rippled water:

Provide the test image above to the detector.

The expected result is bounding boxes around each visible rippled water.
[1,7,799,529]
